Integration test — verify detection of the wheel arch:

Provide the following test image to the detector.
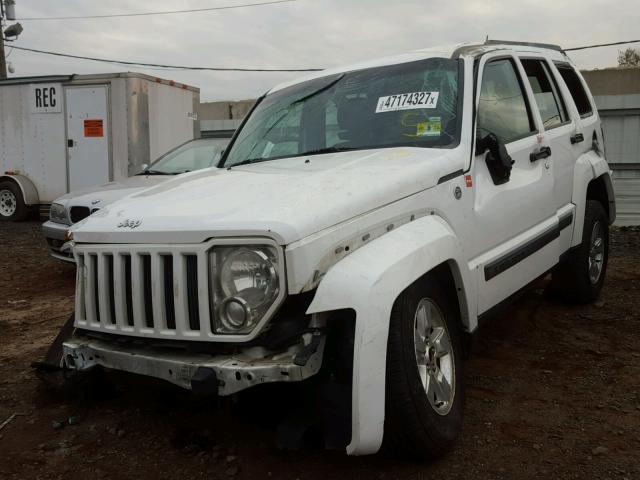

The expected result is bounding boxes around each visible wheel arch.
[305,215,475,455]
[0,173,39,206]
[571,151,616,247]
[586,174,615,225]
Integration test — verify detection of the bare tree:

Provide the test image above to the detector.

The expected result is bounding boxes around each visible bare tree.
[618,48,640,67]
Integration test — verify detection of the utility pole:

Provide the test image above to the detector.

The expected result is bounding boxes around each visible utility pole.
[0,23,6,79]
[0,0,6,79]
[0,0,18,79]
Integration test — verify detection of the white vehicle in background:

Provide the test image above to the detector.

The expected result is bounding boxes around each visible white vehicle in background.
[52,41,615,459]
[43,138,228,262]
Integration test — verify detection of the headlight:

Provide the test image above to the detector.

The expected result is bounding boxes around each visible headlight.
[209,246,280,334]
[49,203,69,224]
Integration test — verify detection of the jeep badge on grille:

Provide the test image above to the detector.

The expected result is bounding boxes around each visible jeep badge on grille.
[117,219,142,229]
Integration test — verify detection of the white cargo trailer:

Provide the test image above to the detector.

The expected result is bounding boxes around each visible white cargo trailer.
[0,73,200,221]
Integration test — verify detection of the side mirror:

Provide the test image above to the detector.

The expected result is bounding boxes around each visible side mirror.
[475,133,514,185]
[140,163,149,172]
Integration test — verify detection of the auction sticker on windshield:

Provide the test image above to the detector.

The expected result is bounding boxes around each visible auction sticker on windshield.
[375,91,439,113]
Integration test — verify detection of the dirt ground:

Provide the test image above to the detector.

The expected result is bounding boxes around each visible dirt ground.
[0,221,639,480]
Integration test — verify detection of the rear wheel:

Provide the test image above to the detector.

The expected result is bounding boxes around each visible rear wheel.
[550,200,609,303]
[384,275,464,459]
[0,181,28,221]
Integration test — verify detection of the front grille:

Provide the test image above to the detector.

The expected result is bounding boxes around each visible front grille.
[70,206,91,223]
[75,246,211,340]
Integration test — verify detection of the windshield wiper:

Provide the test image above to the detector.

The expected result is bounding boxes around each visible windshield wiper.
[226,157,273,169]
[303,145,358,156]
[227,145,358,169]
[138,169,172,175]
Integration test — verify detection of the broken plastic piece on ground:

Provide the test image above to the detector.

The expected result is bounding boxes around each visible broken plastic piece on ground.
[0,413,28,432]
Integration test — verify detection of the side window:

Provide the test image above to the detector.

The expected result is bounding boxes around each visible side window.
[521,59,568,129]
[554,62,593,117]
[477,59,535,143]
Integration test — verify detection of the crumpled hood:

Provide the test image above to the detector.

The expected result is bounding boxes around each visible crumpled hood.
[56,175,168,210]
[72,148,462,245]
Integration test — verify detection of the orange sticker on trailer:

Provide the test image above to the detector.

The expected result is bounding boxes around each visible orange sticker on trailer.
[84,119,104,137]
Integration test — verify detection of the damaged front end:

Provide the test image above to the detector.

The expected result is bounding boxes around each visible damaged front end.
[36,235,356,450]
[54,238,332,395]
[61,327,325,396]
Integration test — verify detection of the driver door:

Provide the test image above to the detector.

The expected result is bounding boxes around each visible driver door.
[469,52,557,314]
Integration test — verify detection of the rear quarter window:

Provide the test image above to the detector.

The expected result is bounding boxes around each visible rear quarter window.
[554,63,593,118]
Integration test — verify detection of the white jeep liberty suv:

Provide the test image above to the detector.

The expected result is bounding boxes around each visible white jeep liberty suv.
[58,40,615,458]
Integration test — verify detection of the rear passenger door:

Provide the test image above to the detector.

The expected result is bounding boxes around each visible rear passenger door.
[553,61,600,160]
[520,57,576,253]
[471,52,557,314]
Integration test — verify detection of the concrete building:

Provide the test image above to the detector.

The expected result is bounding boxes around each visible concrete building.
[582,67,640,226]
[199,99,255,138]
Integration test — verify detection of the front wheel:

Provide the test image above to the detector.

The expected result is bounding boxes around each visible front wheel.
[383,276,464,459]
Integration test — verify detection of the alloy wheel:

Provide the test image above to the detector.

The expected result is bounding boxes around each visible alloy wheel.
[413,298,455,415]
[588,221,605,285]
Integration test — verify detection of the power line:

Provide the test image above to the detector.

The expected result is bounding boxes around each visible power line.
[10,45,323,72]
[17,0,297,21]
[11,39,640,74]
[565,39,640,52]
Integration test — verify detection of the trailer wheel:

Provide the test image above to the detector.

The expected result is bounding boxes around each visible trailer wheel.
[0,181,28,221]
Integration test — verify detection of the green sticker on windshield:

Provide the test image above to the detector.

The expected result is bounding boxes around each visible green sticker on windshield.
[417,117,441,137]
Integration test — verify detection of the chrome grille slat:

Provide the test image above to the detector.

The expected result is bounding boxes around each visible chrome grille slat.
[172,254,190,335]
[84,253,97,325]
[130,254,146,332]
[151,254,168,332]
[197,251,213,336]
[75,254,86,326]
[112,253,129,331]
[96,254,113,328]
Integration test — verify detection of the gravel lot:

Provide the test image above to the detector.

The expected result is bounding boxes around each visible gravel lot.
[1,221,639,480]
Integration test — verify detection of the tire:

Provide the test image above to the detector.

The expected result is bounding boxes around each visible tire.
[383,275,464,459]
[550,200,609,303]
[0,181,28,221]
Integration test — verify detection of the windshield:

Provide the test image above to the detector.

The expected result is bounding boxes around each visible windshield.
[222,57,462,167]
[145,138,229,174]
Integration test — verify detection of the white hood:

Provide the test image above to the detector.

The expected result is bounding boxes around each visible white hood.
[72,147,462,245]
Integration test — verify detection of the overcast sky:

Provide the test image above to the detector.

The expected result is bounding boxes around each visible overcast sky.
[4,0,639,101]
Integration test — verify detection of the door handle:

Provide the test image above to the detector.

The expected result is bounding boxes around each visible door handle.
[67,139,74,148]
[530,146,551,162]
[570,133,584,144]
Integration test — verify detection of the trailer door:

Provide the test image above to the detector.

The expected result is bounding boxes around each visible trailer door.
[65,86,110,191]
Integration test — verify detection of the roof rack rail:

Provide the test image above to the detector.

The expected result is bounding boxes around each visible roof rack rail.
[483,40,563,52]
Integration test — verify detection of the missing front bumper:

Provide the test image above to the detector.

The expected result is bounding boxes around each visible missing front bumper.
[62,334,325,396]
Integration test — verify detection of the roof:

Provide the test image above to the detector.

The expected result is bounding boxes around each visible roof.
[269,40,569,94]
[0,72,199,92]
